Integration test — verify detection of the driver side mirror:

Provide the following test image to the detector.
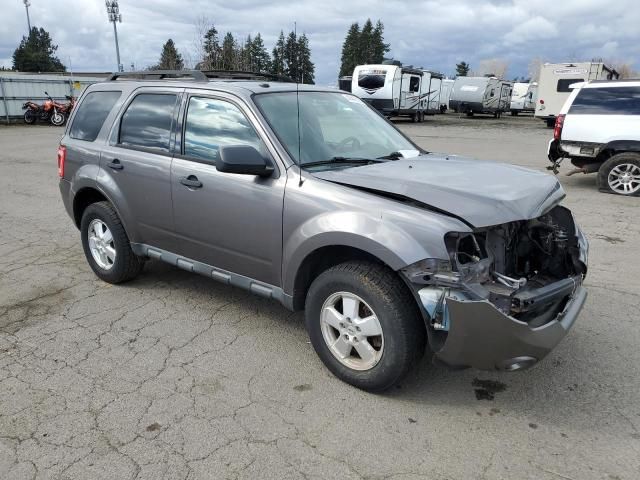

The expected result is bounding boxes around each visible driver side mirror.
[216,145,274,177]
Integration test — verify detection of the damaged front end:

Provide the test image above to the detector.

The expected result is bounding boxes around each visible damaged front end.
[402,205,589,371]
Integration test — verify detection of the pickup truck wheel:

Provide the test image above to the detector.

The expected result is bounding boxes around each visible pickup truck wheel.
[305,261,425,391]
[598,153,640,196]
[80,201,143,283]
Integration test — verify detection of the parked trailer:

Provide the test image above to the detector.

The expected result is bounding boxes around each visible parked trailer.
[534,62,619,126]
[421,71,443,115]
[510,82,537,115]
[338,76,352,92]
[450,76,513,117]
[351,63,429,121]
[439,78,454,112]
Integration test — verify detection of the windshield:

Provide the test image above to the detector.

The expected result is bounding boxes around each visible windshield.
[254,91,418,165]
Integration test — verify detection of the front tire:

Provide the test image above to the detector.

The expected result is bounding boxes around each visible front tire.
[597,153,640,196]
[305,261,426,391]
[80,201,143,283]
[50,111,66,126]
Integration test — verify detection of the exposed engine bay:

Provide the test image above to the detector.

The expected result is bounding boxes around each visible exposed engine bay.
[404,206,587,331]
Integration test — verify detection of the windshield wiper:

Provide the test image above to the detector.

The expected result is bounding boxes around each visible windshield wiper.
[301,157,384,168]
[377,151,404,160]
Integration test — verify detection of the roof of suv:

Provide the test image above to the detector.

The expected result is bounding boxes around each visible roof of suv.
[580,79,640,89]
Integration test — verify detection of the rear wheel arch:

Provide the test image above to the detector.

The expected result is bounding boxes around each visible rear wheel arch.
[73,188,108,228]
[596,140,640,163]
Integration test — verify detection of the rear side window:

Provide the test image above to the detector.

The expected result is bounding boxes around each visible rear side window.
[557,78,584,92]
[569,87,640,115]
[183,96,265,162]
[69,91,121,141]
[119,93,177,153]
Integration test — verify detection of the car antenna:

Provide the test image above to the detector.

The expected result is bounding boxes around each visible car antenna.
[295,21,304,187]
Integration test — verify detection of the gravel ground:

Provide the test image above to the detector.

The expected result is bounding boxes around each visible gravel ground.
[0,116,638,480]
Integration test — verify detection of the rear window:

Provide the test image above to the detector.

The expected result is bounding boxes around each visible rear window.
[119,93,177,153]
[557,78,584,92]
[569,86,640,115]
[69,91,121,141]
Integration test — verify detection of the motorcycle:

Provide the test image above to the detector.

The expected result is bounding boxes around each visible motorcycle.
[22,91,69,126]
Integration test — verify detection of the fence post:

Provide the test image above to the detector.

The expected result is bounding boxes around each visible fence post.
[0,77,10,125]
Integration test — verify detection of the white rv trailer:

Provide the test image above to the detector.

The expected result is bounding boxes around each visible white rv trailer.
[421,70,444,115]
[439,78,455,112]
[534,62,619,126]
[509,82,537,115]
[351,63,430,121]
[449,76,514,117]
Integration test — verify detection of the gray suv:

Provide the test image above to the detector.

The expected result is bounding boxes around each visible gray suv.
[59,70,588,391]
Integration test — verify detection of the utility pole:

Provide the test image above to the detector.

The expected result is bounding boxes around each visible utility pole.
[105,1,123,72]
[23,0,32,34]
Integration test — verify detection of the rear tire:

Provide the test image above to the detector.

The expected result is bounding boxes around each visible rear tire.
[80,201,143,283]
[510,110,518,116]
[597,153,640,196]
[305,261,426,392]
[24,110,36,124]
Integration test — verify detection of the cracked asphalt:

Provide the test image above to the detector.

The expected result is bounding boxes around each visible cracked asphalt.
[1,116,639,480]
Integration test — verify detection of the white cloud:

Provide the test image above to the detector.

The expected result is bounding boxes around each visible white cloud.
[1,0,639,85]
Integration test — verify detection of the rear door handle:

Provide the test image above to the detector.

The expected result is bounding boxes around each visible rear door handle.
[180,175,203,189]
[107,159,123,170]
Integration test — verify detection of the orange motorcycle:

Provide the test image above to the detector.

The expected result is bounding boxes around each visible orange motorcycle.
[22,91,67,126]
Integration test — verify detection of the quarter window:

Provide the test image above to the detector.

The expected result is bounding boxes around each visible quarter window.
[183,97,265,162]
[69,91,121,141]
[119,93,177,153]
[569,86,640,115]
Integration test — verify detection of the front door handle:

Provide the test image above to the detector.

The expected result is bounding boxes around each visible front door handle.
[180,175,203,189]
[107,159,123,170]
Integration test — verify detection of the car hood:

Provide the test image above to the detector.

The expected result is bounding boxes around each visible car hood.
[311,154,565,228]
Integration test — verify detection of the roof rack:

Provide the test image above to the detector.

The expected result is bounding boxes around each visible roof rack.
[107,70,208,82]
[200,70,293,83]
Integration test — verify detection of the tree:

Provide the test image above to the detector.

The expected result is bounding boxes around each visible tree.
[477,58,509,78]
[455,61,470,77]
[527,57,543,82]
[12,27,65,72]
[271,31,286,76]
[372,20,390,64]
[297,33,315,84]
[339,22,360,77]
[284,31,299,81]
[221,32,236,70]
[251,34,271,73]
[202,26,221,69]
[150,39,184,70]
[338,19,389,77]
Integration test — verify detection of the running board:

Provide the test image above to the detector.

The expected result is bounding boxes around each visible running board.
[131,243,294,310]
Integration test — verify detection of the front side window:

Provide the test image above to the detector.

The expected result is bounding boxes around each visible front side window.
[409,76,420,92]
[69,91,121,141]
[255,92,417,165]
[119,93,177,153]
[557,78,584,92]
[569,86,640,115]
[183,97,265,162]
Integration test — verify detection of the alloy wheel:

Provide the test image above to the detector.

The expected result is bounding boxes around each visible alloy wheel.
[88,219,116,270]
[608,163,640,195]
[320,291,384,371]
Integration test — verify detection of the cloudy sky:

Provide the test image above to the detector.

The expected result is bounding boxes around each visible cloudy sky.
[1,0,638,85]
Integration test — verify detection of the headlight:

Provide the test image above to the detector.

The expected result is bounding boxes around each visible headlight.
[401,258,461,286]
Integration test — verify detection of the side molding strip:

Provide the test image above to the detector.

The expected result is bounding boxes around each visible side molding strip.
[132,243,294,310]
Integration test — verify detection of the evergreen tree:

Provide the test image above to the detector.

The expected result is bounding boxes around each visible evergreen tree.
[371,20,390,63]
[221,32,236,70]
[270,31,286,76]
[455,61,470,77]
[150,39,184,70]
[339,22,360,77]
[202,26,220,70]
[297,33,315,84]
[251,34,271,73]
[359,19,374,64]
[12,27,65,72]
[284,31,299,81]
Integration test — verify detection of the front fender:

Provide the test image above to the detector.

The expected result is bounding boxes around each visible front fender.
[282,210,435,295]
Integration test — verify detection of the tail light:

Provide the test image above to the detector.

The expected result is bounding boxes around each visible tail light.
[57,145,66,178]
[553,114,565,141]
